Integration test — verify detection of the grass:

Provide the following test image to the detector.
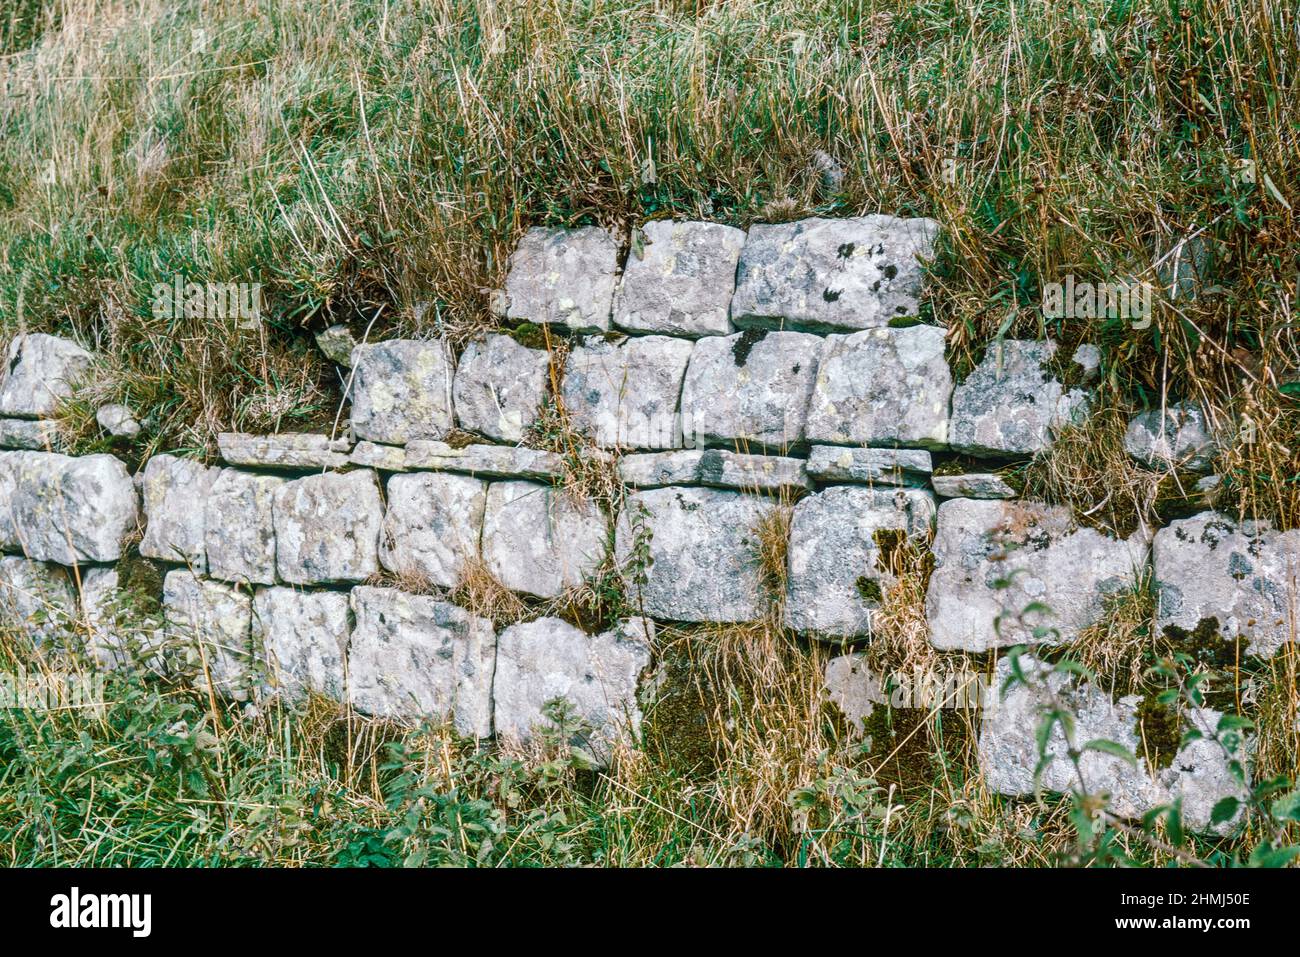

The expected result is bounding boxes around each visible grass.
[0,0,1298,866]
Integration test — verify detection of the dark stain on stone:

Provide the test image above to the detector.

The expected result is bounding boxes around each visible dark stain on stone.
[881,263,898,280]
[822,288,841,302]
[731,328,767,367]
[837,242,855,259]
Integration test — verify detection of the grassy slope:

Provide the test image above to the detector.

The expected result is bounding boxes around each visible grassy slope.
[0,0,1297,865]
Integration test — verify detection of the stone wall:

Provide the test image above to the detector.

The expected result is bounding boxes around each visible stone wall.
[2,217,1296,798]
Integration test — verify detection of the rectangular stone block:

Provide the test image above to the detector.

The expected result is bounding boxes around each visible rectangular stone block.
[451,333,551,443]
[613,220,745,337]
[217,432,350,469]
[272,470,382,585]
[0,450,139,564]
[561,335,693,449]
[140,454,220,571]
[785,486,936,640]
[253,586,350,702]
[731,216,939,333]
[805,446,932,487]
[403,441,564,481]
[0,555,77,644]
[805,325,952,448]
[0,334,92,418]
[504,226,618,333]
[204,469,284,586]
[380,472,487,588]
[348,585,495,737]
[162,570,255,700]
[0,417,61,451]
[697,449,811,494]
[481,480,607,598]
[349,339,454,445]
[679,330,820,450]
[617,450,704,489]
[615,486,774,623]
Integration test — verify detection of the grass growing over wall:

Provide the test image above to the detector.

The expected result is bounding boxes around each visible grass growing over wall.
[0,0,1298,866]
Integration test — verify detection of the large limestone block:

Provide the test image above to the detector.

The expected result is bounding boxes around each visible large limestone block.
[139,454,220,571]
[730,215,940,333]
[562,335,693,450]
[481,481,606,598]
[347,585,495,737]
[504,226,618,333]
[805,446,932,487]
[0,451,138,564]
[162,570,255,700]
[785,487,936,640]
[494,616,654,763]
[204,469,284,586]
[402,441,564,481]
[926,499,1149,651]
[272,470,382,585]
[1153,511,1300,659]
[452,333,551,442]
[805,325,952,448]
[380,472,487,588]
[979,655,1167,820]
[0,555,77,643]
[0,333,93,417]
[349,339,454,445]
[613,220,745,337]
[253,587,350,702]
[615,486,774,622]
[1124,402,1216,472]
[217,432,349,470]
[679,330,820,450]
[930,470,1017,499]
[0,418,60,450]
[949,340,1091,457]
[980,655,1249,833]
[617,450,705,489]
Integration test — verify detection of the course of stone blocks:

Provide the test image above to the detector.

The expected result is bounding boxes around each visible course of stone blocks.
[2,217,1294,800]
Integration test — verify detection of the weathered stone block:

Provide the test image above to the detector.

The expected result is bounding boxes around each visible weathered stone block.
[349,339,454,445]
[730,216,940,333]
[617,450,704,489]
[348,585,495,737]
[613,220,745,337]
[0,555,77,643]
[504,226,618,333]
[1125,402,1216,472]
[162,570,255,700]
[139,454,220,571]
[562,335,693,449]
[217,432,349,469]
[615,486,774,622]
[0,417,60,450]
[980,655,1248,833]
[481,481,606,598]
[494,616,654,763]
[926,498,1149,651]
[698,449,811,494]
[805,325,952,448]
[679,330,820,450]
[403,441,564,481]
[452,333,551,443]
[0,451,138,564]
[349,441,409,472]
[1153,511,1300,659]
[272,470,382,585]
[380,472,487,588]
[949,340,1091,457]
[930,471,1017,499]
[785,486,936,640]
[0,334,92,418]
[253,587,350,702]
[951,338,1092,457]
[805,446,932,487]
[205,470,284,586]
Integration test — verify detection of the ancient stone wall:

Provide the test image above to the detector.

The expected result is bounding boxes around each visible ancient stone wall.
[2,217,1296,808]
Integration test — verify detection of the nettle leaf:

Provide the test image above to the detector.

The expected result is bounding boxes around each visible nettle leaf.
[1217,713,1254,734]
[1083,739,1137,766]
[1270,789,1300,823]
[1210,797,1240,825]
[1248,843,1300,869]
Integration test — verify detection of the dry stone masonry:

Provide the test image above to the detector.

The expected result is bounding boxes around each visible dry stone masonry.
[2,216,1293,796]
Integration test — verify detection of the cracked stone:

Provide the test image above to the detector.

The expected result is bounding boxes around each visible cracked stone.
[613,220,745,337]
[481,481,607,598]
[805,446,932,487]
[0,334,93,418]
[349,339,454,445]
